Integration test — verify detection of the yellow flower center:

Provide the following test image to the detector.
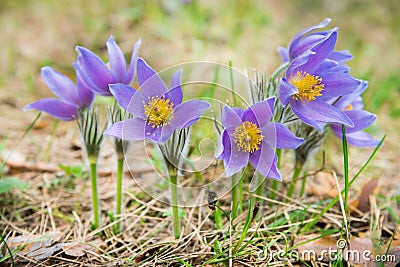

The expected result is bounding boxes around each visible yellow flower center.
[233,121,264,153]
[343,104,353,111]
[143,96,174,128]
[290,71,324,102]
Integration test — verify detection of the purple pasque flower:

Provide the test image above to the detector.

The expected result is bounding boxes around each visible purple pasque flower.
[23,66,94,121]
[104,58,210,143]
[330,81,379,147]
[278,18,352,64]
[216,97,304,180]
[75,36,141,96]
[279,28,360,132]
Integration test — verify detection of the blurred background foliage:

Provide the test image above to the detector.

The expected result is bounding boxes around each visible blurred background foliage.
[0,0,399,122]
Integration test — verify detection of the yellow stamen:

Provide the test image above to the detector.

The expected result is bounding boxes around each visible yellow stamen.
[343,104,353,111]
[233,121,264,153]
[143,96,174,128]
[290,71,324,102]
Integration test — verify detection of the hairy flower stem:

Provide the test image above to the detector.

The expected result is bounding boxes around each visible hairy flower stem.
[286,161,303,202]
[168,164,181,239]
[113,157,124,234]
[213,201,223,230]
[251,172,264,221]
[231,172,242,220]
[89,157,100,229]
[341,125,349,215]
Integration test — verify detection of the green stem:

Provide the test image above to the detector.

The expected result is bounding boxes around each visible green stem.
[251,172,264,221]
[169,166,180,239]
[233,199,259,254]
[238,173,243,214]
[114,157,124,234]
[341,125,349,215]
[286,161,303,201]
[231,172,242,220]
[214,201,223,230]
[89,158,100,229]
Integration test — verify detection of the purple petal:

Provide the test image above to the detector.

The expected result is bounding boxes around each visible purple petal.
[346,131,380,147]
[301,30,338,74]
[262,122,304,149]
[73,61,99,95]
[279,78,299,106]
[223,129,249,177]
[331,110,376,134]
[286,52,313,79]
[23,98,78,121]
[156,125,176,143]
[169,100,210,129]
[319,72,361,97]
[290,32,330,59]
[289,18,331,57]
[104,117,146,141]
[123,38,141,84]
[166,69,183,105]
[232,107,245,119]
[333,80,368,109]
[106,36,126,82]
[327,50,353,64]
[222,105,244,130]
[243,97,275,127]
[76,46,115,95]
[277,46,289,63]
[290,98,353,131]
[126,90,146,118]
[216,129,229,160]
[40,66,79,105]
[331,129,380,147]
[266,156,281,180]
[314,59,339,73]
[351,96,365,110]
[109,83,137,110]
[136,58,168,99]
[249,142,277,180]
[75,65,94,108]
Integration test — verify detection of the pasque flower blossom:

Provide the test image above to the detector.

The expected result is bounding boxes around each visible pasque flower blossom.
[217,98,304,180]
[75,36,141,96]
[278,18,353,64]
[23,66,94,121]
[279,28,360,131]
[104,58,210,143]
[330,81,379,147]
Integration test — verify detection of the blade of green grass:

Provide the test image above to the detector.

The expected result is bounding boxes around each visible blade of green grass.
[228,61,238,106]
[302,134,386,233]
[0,112,41,173]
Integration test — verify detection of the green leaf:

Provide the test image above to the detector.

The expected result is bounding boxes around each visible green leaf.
[0,177,29,193]
[58,164,84,178]
[162,208,186,219]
